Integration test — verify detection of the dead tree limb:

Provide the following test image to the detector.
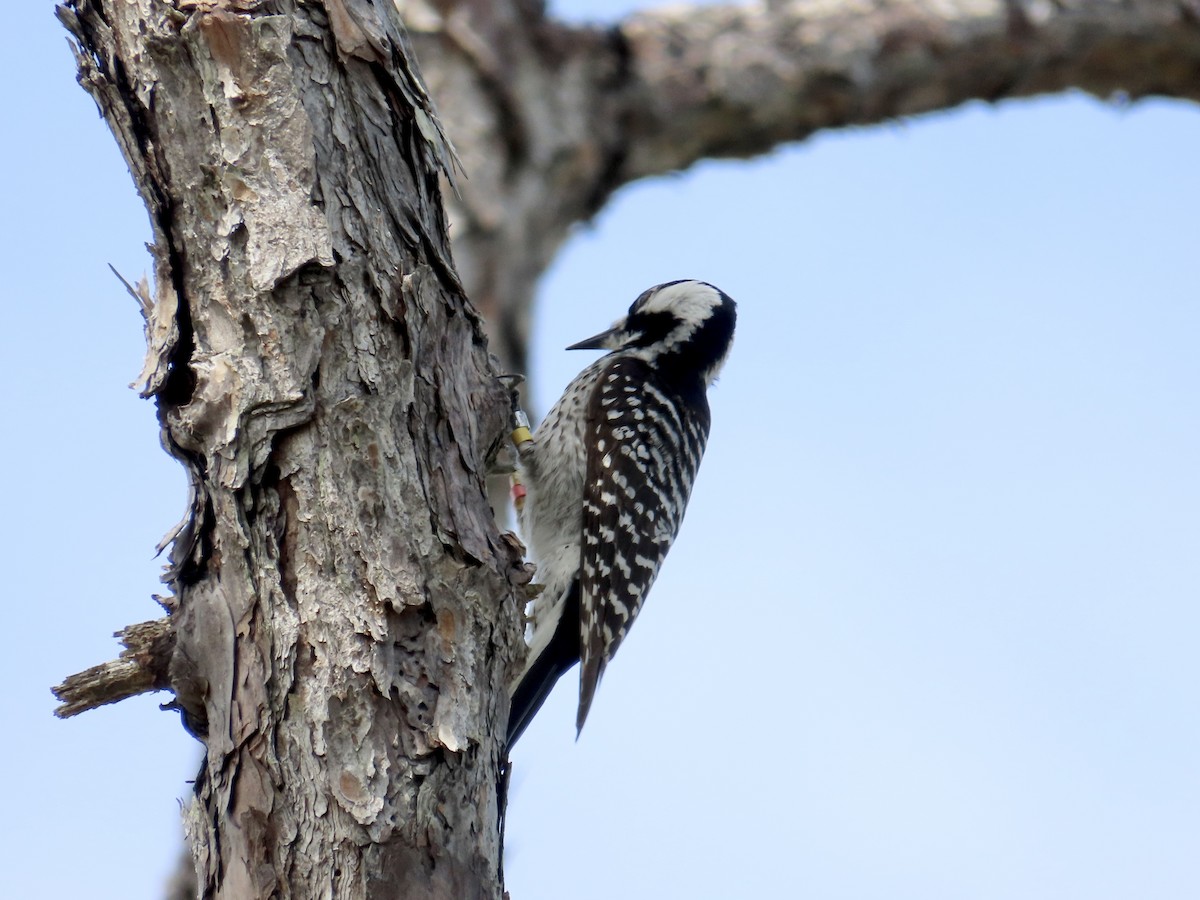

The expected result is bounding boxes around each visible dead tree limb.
[412,0,1200,374]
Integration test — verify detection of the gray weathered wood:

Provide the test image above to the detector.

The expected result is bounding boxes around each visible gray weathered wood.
[56,0,525,896]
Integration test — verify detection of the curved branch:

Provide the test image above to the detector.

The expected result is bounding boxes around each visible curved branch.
[410,0,1200,384]
[616,0,1200,180]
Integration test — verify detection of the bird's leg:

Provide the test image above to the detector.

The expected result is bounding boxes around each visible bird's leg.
[499,374,536,516]
[502,374,535,463]
[485,373,528,477]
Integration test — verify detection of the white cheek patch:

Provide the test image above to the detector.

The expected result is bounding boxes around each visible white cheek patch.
[662,323,696,351]
[602,321,633,349]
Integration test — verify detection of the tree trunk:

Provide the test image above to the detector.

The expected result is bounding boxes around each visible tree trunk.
[56,1,524,896]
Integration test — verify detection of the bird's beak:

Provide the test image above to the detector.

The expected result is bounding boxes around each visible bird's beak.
[566,321,626,351]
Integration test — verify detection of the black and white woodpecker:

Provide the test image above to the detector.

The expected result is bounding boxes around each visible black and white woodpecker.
[506,279,737,746]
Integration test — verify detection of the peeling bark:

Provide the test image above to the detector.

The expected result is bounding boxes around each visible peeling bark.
[56,0,524,896]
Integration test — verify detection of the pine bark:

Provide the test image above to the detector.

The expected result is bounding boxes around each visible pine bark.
[56,1,524,897]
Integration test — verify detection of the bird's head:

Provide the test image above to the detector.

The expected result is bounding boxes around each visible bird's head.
[567,279,737,385]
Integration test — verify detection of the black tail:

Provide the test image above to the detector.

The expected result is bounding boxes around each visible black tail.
[507,580,581,749]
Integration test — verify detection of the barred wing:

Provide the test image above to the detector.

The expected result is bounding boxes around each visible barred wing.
[576,356,710,732]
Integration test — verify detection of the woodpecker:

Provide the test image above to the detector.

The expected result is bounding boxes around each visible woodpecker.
[507,279,736,746]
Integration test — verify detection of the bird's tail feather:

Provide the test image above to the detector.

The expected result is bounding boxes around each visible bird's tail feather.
[507,580,581,749]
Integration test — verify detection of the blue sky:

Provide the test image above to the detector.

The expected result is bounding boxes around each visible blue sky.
[3,2,1197,898]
